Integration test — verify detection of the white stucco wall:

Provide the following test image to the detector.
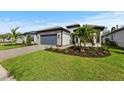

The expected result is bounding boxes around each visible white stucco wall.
[16,38,23,43]
[33,34,38,44]
[102,35,111,43]
[102,30,124,48]
[62,31,70,45]
[37,30,62,45]
[37,35,41,45]
[57,32,62,46]
[4,38,12,43]
[16,35,27,44]
[114,30,124,47]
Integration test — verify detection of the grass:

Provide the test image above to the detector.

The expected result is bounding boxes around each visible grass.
[0,43,25,50]
[0,48,124,80]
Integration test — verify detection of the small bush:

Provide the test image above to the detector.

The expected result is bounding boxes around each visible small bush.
[105,38,110,46]
[109,41,117,46]
[26,34,32,46]
[102,45,108,50]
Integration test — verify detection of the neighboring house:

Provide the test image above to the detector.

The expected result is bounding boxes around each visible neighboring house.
[17,24,105,46]
[4,38,12,43]
[17,31,37,44]
[0,37,12,43]
[102,27,124,48]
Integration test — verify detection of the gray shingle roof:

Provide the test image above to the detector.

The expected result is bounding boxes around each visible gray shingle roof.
[102,26,124,37]
[36,26,70,33]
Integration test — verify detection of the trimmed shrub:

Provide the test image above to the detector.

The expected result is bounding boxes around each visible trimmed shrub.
[105,38,110,46]
[26,34,32,46]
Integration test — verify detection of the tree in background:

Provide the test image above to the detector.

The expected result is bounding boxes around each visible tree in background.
[0,33,11,42]
[11,27,20,44]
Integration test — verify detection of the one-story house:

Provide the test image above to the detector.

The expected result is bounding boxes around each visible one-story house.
[102,26,124,48]
[0,37,12,43]
[17,24,105,46]
[17,31,37,44]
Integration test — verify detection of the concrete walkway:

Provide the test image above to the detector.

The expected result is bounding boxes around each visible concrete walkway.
[0,64,16,81]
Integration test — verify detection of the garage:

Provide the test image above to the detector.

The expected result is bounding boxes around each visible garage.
[40,34,57,45]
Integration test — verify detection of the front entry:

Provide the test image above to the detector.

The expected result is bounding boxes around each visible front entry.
[71,35,78,45]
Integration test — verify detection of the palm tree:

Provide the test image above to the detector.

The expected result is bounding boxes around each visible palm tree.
[11,27,20,44]
[74,24,100,47]
[74,26,87,47]
[86,27,100,46]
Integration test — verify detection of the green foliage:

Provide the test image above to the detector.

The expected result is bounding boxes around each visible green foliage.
[0,44,24,50]
[1,48,124,80]
[26,34,32,46]
[22,40,26,45]
[102,44,108,50]
[0,33,12,42]
[74,24,99,47]
[105,38,110,46]
[11,27,20,44]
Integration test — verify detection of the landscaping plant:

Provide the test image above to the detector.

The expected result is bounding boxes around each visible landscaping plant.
[26,34,32,46]
[11,27,20,45]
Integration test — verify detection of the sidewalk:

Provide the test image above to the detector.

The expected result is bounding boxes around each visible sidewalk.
[0,64,16,81]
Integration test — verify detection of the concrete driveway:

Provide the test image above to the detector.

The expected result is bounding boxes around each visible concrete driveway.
[0,45,51,61]
[0,44,71,61]
[0,45,50,81]
[0,44,71,81]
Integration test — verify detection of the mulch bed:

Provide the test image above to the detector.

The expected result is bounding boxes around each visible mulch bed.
[46,46,111,58]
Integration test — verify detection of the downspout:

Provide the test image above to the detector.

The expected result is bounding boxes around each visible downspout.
[61,30,63,46]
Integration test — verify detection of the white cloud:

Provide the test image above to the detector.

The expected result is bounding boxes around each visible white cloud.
[0,12,124,34]
[43,12,124,30]
[81,12,124,30]
[0,19,47,34]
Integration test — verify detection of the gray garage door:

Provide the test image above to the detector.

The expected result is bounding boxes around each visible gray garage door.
[41,34,57,45]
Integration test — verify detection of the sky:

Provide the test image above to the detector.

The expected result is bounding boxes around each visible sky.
[0,11,124,34]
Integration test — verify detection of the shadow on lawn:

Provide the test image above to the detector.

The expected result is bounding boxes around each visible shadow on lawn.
[111,50,124,54]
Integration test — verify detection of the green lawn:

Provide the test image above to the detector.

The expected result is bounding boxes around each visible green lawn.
[0,44,24,50]
[0,48,124,80]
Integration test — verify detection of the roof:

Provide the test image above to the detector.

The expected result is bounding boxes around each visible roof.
[73,24,105,32]
[21,31,37,35]
[36,26,70,33]
[89,25,105,31]
[102,26,124,37]
[66,24,80,28]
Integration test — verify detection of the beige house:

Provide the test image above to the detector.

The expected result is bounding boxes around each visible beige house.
[16,24,105,47]
[102,27,124,48]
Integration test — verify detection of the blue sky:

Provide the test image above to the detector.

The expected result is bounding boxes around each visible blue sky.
[0,11,124,34]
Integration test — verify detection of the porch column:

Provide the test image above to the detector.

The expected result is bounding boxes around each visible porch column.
[93,33,96,46]
[37,35,41,44]
[99,32,102,46]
